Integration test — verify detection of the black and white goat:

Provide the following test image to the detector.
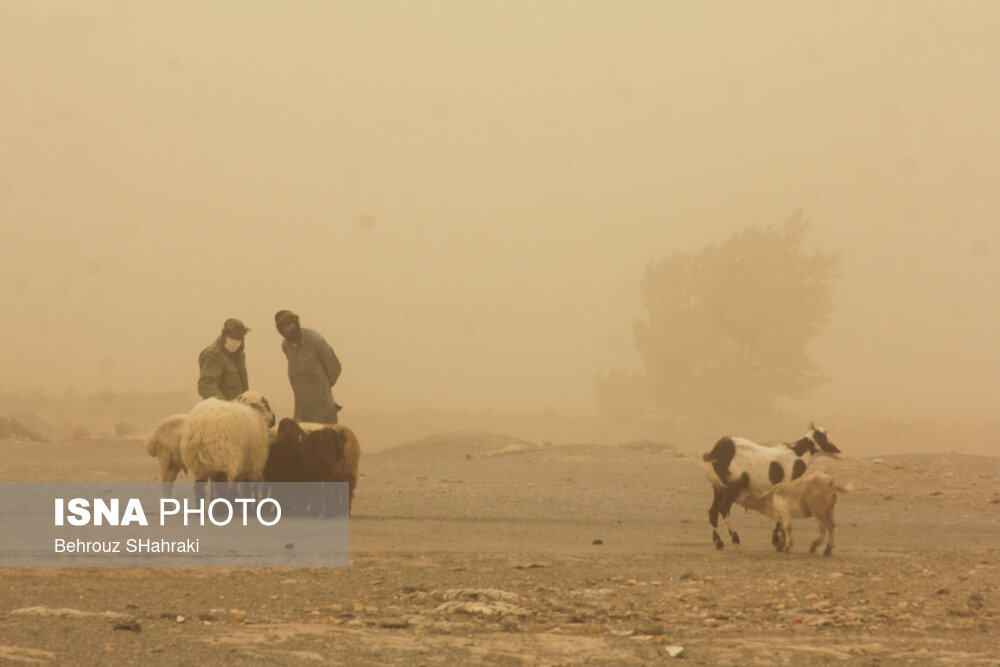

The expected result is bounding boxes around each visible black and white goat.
[702,423,842,550]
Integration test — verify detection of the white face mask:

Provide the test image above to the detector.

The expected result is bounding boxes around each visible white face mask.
[224,337,243,353]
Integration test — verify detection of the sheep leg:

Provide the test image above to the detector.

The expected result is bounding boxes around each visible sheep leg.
[708,487,726,550]
[234,480,259,502]
[810,518,828,554]
[193,478,211,506]
[821,509,837,556]
[771,522,785,549]
[208,473,231,507]
[772,523,787,552]
[719,486,743,546]
[322,482,336,518]
[780,518,793,552]
[160,462,180,498]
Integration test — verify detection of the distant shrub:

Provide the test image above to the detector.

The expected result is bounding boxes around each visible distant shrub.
[114,421,138,437]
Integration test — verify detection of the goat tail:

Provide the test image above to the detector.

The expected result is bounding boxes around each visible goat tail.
[834,480,854,493]
[702,459,726,488]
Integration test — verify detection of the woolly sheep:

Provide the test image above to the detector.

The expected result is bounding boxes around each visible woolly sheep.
[180,391,276,491]
[266,418,361,514]
[144,414,187,493]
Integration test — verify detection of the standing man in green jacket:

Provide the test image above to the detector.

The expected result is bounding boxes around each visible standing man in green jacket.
[274,310,342,424]
[198,318,250,400]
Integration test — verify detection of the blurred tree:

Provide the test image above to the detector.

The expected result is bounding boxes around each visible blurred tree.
[602,210,838,420]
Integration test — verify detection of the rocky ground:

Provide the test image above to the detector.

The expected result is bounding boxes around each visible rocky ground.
[1,432,999,665]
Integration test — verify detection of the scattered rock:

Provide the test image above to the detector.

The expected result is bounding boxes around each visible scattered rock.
[11,607,130,621]
[481,443,530,458]
[566,623,605,634]
[432,589,529,619]
[112,620,141,632]
[661,645,685,658]
[500,618,520,632]
[592,539,603,546]
[513,562,550,570]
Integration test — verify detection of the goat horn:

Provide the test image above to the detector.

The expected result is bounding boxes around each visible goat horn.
[809,421,816,430]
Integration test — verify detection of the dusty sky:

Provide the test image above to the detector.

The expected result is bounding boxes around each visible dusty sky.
[2,2,998,422]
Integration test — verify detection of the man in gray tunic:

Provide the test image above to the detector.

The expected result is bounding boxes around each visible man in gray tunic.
[274,310,342,424]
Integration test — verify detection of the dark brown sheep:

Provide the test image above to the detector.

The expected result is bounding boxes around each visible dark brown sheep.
[264,418,361,515]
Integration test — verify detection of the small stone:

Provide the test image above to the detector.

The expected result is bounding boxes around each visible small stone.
[327,604,344,613]
[568,624,604,634]
[662,645,684,658]
[501,619,520,633]
[230,610,247,622]
[379,617,410,629]
[175,615,185,623]
[592,539,603,545]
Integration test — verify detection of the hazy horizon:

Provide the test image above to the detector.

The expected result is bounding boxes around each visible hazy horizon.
[3,2,998,427]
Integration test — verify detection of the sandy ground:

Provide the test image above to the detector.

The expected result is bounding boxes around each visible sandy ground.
[1,432,999,665]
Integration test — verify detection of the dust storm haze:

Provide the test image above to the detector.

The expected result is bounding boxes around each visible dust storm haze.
[2,3,999,449]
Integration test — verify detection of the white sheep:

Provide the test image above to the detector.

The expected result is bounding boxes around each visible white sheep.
[144,414,187,493]
[179,391,276,492]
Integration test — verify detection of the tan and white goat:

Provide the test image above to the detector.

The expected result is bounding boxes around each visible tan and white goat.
[737,471,852,556]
